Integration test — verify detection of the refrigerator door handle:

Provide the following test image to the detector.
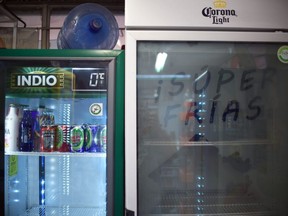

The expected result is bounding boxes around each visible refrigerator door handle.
[125,209,135,216]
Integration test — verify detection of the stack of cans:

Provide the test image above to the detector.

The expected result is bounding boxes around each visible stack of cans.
[40,124,107,153]
[15,105,106,153]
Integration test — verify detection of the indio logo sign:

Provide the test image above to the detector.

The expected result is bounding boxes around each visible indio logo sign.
[11,72,64,88]
[202,0,237,24]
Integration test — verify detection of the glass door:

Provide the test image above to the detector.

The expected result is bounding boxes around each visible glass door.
[125,31,288,215]
[1,50,125,216]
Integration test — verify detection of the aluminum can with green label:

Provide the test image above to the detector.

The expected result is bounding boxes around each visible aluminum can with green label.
[84,124,100,152]
[70,125,85,152]
[98,125,107,153]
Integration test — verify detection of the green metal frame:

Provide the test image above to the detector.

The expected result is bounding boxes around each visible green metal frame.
[0,49,123,58]
[0,49,125,216]
[113,50,125,216]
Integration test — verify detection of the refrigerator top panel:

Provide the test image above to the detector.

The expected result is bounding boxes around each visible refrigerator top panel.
[125,0,288,31]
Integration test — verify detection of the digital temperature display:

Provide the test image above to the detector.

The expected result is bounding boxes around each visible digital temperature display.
[72,68,107,91]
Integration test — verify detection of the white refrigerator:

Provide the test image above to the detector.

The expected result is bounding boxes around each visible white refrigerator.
[125,0,288,215]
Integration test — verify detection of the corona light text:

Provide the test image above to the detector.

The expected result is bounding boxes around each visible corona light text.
[202,7,236,18]
[202,0,237,25]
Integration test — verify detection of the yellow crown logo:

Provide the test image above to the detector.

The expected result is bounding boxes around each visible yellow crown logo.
[213,0,227,8]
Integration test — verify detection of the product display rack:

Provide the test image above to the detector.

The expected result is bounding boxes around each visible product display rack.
[20,206,106,216]
[150,190,276,215]
[5,152,107,157]
[143,140,271,147]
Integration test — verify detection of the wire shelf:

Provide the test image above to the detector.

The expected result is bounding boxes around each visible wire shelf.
[150,190,277,215]
[20,206,106,216]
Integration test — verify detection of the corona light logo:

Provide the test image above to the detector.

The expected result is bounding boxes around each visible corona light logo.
[202,0,237,24]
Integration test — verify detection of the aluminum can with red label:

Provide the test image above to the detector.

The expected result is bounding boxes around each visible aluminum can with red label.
[84,124,100,152]
[34,107,55,151]
[70,125,85,152]
[56,125,71,152]
[40,125,57,152]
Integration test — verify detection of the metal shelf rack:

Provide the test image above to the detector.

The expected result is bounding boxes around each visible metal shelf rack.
[20,206,106,216]
[150,190,277,215]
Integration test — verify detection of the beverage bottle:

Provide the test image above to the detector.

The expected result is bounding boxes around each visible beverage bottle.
[17,104,29,120]
[5,104,19,152]
[57,3,119,50]
[19,109,37,152]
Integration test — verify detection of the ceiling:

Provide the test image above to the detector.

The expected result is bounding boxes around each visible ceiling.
[2,0,124,13]
[0,0,125,48]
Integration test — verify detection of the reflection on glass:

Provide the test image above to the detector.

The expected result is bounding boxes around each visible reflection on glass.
[137,42,288,215]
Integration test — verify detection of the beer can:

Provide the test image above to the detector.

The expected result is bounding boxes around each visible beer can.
[34,107,55,151]
[98,125,107,153]
[84,124,100,152]
[70,125,85,152]
[40,125,57,152]
[56,125,71,152]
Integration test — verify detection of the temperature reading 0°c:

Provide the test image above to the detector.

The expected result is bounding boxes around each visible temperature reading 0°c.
[89,72,105,87]
[72,68,107,91]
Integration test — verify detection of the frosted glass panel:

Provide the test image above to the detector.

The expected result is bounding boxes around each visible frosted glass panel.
[137,41,288,215]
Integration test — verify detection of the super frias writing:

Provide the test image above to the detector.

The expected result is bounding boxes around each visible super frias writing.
[153,67,275,129]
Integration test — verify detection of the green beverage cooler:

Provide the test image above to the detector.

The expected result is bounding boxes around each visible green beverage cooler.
[0,49,124,216]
